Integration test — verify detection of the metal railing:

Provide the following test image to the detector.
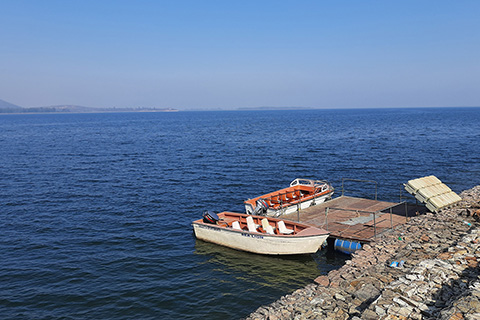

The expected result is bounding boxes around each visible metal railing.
[340,178,378,200]
[324,201,407,239]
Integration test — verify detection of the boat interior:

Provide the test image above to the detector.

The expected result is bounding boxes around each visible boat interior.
[245,183,331,210]
[214,212,305,236]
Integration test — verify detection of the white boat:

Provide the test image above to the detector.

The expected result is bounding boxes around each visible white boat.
[244,178,334,217]
[192,211,329,255]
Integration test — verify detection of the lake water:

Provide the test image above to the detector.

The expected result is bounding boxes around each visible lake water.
[1,108,479,319]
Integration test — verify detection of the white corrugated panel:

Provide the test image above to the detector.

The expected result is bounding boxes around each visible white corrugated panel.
[416,184,452,203]
[404,175,442,194]
[404,175,461,213]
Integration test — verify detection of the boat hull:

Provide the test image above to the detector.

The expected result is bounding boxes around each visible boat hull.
[192,222,328,255]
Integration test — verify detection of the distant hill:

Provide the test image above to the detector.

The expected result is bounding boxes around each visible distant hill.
[38,105,179,113]
[0,99,23,112]
[40,105,98,112]
[236,106,313,111]
[0,100,179,113]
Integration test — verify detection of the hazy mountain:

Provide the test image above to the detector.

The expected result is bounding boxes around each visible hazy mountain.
[0,99,22,111]
[39,105,179,112]
[41,105,93,112]
[0,99,178,113]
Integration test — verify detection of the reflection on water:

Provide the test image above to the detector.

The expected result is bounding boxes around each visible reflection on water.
[194,239,348,291]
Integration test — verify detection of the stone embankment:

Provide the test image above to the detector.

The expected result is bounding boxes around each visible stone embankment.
[246,186,480,320]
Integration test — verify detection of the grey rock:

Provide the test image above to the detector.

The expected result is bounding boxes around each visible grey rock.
[334,293,345,301]
[361,309,378,320]
[374,305,386,316]
[309,297,324,306]
[354,283,380,302]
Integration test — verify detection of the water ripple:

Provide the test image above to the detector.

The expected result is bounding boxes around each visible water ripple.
[0,108,479,319]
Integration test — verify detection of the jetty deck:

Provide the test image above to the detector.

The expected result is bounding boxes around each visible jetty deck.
[283,196,421,243]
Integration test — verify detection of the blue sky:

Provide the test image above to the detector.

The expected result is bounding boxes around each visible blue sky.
[1,1,479,110]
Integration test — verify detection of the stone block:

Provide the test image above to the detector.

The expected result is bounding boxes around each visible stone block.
[314,275,329,287]
[355,283,380,302]
[334,293,346,301]
[438,252,454,260]
[420,234,430,242]
[362,309,378,320]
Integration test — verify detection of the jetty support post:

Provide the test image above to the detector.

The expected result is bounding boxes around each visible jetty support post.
[325,207,329,231]
[390,207,393,230]
[405,201,408,222]
[297,203,300,222]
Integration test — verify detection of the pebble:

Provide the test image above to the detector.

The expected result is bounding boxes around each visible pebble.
[245,185,480,320]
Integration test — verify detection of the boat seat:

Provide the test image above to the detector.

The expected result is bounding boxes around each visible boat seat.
[246,216,259,233]
[247,215,260,227]
[278,220,294,234]
[285,192,295,202]
[231,221,241,230]
[261,218,275,235]
[270,196,280,203]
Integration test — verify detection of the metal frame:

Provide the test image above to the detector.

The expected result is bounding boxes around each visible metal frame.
[324,201,407,239]
[341,178,378,200]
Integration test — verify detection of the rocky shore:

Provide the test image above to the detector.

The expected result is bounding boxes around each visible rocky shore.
[246,186,480,320]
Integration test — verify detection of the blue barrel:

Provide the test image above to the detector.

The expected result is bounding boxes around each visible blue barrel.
[334,239,362,254]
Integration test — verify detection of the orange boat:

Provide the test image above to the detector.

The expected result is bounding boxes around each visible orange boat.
[244,178,334,217]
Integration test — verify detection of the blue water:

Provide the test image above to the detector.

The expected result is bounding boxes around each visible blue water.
[0,108,479,319]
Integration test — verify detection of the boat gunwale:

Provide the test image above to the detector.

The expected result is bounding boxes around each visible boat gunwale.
[244,180,334,210]
[192,212,329,239]
[192,221,329,239]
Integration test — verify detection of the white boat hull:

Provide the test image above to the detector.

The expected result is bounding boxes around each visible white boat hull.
[192,222,328,255]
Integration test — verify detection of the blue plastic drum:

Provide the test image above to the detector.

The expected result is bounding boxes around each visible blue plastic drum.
[334,239,362,254]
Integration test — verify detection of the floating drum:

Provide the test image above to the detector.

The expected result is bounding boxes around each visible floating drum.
[334,239,362,254]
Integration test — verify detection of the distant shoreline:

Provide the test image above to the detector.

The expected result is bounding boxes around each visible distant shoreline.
[2,105,480,115]
[0,108,180,114]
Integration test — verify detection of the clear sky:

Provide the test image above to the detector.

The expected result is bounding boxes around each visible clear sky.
[1,1,479,110]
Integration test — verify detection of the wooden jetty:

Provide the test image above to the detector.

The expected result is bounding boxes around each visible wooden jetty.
[282,196,423,244]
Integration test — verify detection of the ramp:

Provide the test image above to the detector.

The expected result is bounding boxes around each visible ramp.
[404,175,462,213]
